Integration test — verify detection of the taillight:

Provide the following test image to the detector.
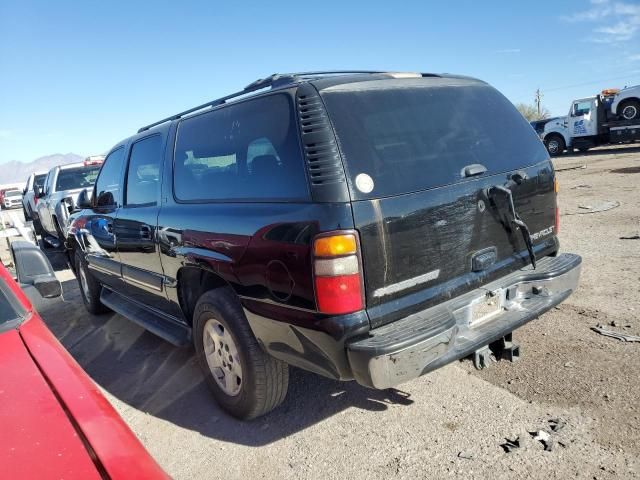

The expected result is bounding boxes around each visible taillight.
[313,232,364,315]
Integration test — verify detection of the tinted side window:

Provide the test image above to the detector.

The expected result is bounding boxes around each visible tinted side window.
[95,147,125,207]
[125,136,162,207]
[33,174,47,191]
[174,93,308,201]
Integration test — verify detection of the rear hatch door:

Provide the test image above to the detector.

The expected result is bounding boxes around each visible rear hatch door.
[319,77,557,327]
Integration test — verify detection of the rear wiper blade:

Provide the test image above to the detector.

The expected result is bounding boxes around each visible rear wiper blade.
[488,185,537,269]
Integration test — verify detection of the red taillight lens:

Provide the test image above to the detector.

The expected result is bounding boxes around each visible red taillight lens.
[313,232,364,315]
[315,274,363,314]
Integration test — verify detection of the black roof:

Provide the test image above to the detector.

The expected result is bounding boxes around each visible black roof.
[137,71,481,133]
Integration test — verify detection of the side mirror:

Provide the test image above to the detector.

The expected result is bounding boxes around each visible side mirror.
[76,188,93,209]
[10,241,62,299]
[35,185,45,198]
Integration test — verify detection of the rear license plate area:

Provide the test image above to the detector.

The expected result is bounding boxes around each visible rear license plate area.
[469,291,504,326]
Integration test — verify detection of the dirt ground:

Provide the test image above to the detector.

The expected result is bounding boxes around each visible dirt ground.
[6,144,640,479]
[473,144,640,454]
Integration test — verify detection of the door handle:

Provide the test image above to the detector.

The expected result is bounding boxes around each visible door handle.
[140,225,152,239]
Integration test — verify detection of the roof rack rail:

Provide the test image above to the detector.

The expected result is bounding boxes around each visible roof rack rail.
[137,74,298,133]
[137,70,423,133]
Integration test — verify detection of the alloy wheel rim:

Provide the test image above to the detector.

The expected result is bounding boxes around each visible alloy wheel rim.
[622,105,637,120]
[548,140,559,153]
[79,266,90,299]
[203,318,243,396]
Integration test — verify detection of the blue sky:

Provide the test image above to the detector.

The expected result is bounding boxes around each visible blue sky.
[1,0,639,163]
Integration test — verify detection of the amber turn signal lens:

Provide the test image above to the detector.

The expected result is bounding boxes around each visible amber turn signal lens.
[554,177,559,193]
[314,234,357,257]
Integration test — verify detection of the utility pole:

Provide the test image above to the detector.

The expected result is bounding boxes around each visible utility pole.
[534,88,543,118]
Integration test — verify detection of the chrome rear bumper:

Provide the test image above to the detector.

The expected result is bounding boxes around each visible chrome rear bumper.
[347,253,581,389]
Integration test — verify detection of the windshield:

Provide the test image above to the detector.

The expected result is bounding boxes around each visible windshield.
[0,285,23,331]
[6,191,21,197]
[55,166,101,191]
[321,80,549,199]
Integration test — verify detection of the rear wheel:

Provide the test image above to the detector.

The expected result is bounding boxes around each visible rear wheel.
[74,250,109,314]
[619,99,640,121]
[193,288,289,420]
[545,135,565,157]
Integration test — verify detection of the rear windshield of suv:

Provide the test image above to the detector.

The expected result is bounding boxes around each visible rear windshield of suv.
[55,166,101,192]
[320,79,548,199]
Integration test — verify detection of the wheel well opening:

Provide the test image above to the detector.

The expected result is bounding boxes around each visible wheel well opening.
[177,267,228,325]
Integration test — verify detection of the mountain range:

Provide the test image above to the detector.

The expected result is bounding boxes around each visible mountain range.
[0,153,84,186]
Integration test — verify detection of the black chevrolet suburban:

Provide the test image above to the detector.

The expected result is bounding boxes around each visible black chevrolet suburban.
[67,71,581,419]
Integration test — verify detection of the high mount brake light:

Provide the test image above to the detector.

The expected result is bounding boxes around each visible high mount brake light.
[313,232,364,315]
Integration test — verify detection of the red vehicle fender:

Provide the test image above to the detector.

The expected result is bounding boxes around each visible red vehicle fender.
[0,264,168,479]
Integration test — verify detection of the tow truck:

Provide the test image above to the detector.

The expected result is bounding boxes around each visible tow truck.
[541,84,640,156]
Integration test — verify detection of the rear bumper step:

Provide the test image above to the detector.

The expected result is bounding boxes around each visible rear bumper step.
[347,253,581,389]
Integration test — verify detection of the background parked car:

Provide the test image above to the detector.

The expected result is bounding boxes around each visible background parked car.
[22,171,48,221]
[1,241,168,479]
[0,187,20,209]
[35,158,103,241]
[3,189,23,209]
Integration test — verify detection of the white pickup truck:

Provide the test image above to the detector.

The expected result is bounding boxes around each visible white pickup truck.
[541,84,640,156]
[35,158,103,243]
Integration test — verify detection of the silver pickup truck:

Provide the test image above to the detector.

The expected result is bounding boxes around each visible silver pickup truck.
[35,159,103,241]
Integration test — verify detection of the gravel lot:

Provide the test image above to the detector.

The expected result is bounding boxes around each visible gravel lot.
[9,145,640,479]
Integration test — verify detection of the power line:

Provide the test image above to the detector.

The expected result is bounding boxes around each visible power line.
[544,73,640,92]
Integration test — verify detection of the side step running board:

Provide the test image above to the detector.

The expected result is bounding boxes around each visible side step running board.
[100,288,192,347]
[42,235,62,249]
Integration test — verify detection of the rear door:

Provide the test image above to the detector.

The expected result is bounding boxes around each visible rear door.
[320,78,557,327]
[114,134,170,309]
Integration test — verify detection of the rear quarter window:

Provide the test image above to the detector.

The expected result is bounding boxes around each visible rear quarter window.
[321,79,549,199]
[173,93,309,202]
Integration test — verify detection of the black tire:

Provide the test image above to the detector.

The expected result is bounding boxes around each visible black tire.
[619,99,640,121]
[53,216,65,246]
[545,135,565,157]
[74,249,110,314]
[33,215,45,237]
[23,207,31,222]
[193,288,289,420]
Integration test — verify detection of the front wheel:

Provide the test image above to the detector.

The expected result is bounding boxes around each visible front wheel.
[194,288,289,420]
[619,99,640,121]
[74,250,110,314]
[545,135,565,157]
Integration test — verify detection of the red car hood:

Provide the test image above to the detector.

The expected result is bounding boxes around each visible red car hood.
[0,313,168,480]
[0,328,102,479]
